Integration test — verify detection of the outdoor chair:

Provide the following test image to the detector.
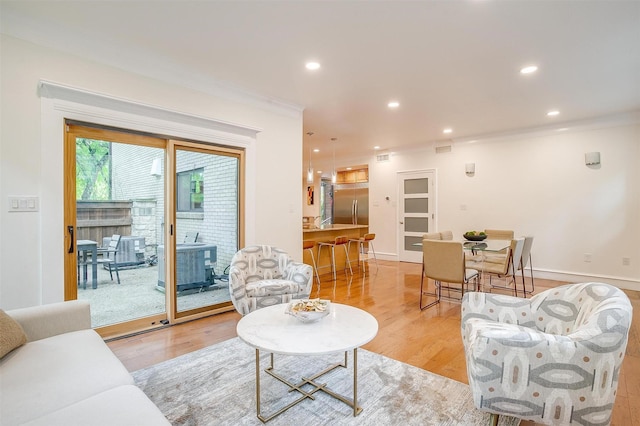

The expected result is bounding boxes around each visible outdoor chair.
[97,234,121,284]
[184,231,199,243]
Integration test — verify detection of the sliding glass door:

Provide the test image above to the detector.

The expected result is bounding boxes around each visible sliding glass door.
[64,124,242,337]
[170,142,239,317]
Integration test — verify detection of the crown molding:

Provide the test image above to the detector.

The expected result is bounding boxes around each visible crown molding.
[38,80,263,139]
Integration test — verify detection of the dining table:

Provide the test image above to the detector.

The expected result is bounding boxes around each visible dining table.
[413,239,511,253]
[461,239,511,254]
[77,239,98,289]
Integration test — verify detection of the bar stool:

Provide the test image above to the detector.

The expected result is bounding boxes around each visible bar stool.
[317,236,353,281]
[348,233,378,270]
[303,240,321,289]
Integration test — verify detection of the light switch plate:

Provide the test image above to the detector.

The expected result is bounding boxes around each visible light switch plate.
[8,196,39,212]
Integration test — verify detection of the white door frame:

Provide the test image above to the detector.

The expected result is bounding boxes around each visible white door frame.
[397,169,437,263]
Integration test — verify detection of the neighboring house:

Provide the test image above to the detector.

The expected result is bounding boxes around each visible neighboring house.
[111,143,239,271]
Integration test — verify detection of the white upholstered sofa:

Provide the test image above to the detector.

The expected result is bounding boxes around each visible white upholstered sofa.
[0,300,169,426]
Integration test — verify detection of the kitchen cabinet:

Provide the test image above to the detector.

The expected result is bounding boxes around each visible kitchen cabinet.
[336,168,368,183]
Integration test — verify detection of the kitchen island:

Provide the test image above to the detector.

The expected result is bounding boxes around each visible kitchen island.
[303,224,368,278]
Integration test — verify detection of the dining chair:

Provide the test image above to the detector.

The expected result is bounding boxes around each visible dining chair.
[483,229,514,240]
[420,240,479,310]
[517,235,535,297]
[97,234,122,284]
[468,237,524,296]
[421,230,453,241]
[481,229,514,261]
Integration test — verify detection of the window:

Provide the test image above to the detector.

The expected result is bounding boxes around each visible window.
[177,168,204,212]
[76,138,111,200]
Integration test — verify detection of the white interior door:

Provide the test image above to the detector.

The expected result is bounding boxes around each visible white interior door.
[398,170,435,263]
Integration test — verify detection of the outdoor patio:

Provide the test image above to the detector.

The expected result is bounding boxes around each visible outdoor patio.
[77,263,231,328]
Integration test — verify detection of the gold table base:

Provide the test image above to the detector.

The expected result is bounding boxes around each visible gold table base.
[255,348,362,423]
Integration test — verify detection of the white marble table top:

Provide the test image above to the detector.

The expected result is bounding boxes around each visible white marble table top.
[236,303,378,356]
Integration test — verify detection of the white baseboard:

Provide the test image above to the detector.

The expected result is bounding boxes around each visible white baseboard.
[532,269,639,291]
[373,254,640,291]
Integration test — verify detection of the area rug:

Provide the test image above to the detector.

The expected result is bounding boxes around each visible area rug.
[133,338,519,425]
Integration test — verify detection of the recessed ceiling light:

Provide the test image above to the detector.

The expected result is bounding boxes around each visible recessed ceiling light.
[313,148,320,153]
[305,62,320,70]
[520,65,538,74]
[317,170,322,174]
[557,128,569,132]
[388,101,400,108]
[373,146,380,150]
[547,110,560,117]
[443,128,453,134]
[346,167,352,170]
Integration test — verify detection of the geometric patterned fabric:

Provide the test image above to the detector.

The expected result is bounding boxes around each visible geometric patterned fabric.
[228,245,313,315]
[461,282,632,425]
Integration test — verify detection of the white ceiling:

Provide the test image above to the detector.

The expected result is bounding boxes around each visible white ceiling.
[2,1,639,164]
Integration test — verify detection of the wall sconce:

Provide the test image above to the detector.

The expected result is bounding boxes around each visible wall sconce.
[585,152,601,166]
[150,158,162,176]
[465,163,475,176]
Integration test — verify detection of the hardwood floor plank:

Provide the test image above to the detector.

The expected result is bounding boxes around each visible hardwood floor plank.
[107,260,639,423]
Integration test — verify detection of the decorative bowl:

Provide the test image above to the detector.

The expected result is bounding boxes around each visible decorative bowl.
[463,233,487,241]
[285,299,331,323]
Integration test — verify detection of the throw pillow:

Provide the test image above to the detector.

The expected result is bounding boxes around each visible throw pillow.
[0,309,27,359]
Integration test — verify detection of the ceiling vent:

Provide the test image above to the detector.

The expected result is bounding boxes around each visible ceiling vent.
[435,145,452,154]
[376,153,390,162]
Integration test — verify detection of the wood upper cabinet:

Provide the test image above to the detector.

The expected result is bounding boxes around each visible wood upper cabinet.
[336,168,368,183]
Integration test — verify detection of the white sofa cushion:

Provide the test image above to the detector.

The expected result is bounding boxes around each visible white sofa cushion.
[22,385,170,426]
[0,329,133,425]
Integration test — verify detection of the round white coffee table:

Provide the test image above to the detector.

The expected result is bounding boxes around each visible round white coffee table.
[237,302,378,423]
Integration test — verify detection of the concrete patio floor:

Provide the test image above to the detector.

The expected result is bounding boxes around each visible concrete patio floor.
[77,263,231,328]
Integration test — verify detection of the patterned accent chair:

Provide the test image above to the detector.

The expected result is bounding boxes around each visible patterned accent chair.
[461,282,632,425]
[229,245,313,315]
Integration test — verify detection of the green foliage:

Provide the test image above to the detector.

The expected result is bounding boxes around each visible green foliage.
[76,138,111,200]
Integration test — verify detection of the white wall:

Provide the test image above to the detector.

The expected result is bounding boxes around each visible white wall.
[0,35,304,309]
[365,122,640,289]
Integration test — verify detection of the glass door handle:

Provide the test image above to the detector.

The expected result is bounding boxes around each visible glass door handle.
[67,225,74,253]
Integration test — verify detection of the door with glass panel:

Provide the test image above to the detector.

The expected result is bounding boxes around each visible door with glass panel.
[398,170,435,263]
[64,124,169,336]
[64,124,241,337]
[170,142,240,318]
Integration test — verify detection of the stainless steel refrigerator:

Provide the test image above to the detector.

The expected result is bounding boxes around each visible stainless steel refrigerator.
[333,182,369,225]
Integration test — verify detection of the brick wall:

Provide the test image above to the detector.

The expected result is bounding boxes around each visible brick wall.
[113,144,239,272]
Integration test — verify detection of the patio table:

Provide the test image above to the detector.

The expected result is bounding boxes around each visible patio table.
[77,240,98,289]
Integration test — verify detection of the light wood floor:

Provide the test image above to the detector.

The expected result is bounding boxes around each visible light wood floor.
[108,260,640,425]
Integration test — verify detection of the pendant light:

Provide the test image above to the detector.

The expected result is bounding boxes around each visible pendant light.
[306,132,314,184]
[331,137,337,184]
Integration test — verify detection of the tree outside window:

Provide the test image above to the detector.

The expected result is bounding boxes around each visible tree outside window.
[177,168,204,212]
[76,138,111,200]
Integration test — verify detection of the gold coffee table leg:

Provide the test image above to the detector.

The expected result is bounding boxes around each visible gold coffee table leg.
[254,348,362,423]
